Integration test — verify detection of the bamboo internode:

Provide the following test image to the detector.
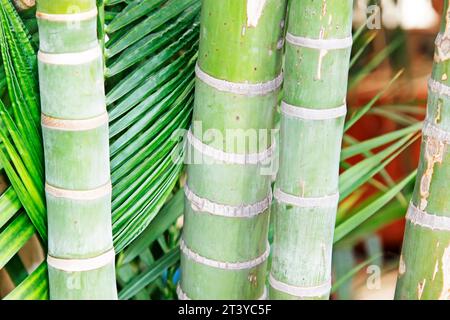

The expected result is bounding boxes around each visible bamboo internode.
[406,202,450,231]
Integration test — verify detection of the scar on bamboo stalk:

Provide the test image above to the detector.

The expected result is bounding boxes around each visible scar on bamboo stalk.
[418,137,444,211]
[435,9,450,62]
[247,0,267,27]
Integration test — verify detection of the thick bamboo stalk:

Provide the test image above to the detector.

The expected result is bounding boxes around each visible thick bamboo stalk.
[180,0,287,300]
[395,0,450,300]
[37,0,117,299]
[269,0,353,300]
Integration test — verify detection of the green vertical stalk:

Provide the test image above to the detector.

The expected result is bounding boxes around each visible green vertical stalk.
[180,0,287,300]
[269,0,353,300]
[37,0,117,299]
[97,0,105,52]
[395,1,450,300]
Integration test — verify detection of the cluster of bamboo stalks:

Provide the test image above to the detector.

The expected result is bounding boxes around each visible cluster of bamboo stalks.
[3,0,450,300]
[178,0,450,300]
[179,0,353,300]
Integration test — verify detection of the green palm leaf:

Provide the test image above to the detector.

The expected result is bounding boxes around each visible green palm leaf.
[1,0,199,299]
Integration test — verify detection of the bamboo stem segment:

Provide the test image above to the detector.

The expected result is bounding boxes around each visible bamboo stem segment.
[395,0,450,300]
[180,0,287,299]
[37,0,117,299]
[269,0,354,300]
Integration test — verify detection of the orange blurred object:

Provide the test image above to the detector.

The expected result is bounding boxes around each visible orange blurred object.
[432,0,444,14]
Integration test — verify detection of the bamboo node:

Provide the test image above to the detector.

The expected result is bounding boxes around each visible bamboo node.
[45,182,112,200]
[274,188,339,208]
[41,112,108,131]
[406,202,450,231]
[36,8,98,22]
[269,273,331,298]
[38,45,102,65]
[180,238,270,270]
[435,32,450,62]
[428,78,450,98]
[186,129,275,165]
[286,32,353,50]
[176,284,267,300]
[281,101,347,120]
[195,64,283,96]
[422,120,450,145]
[47,248,115,272]
[184,184,272,218]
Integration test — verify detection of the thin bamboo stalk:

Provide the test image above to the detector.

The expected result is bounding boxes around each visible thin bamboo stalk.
[269,0,354,300]
[395,0,450,300]
[37,0,117,299]
[180,0,287,299]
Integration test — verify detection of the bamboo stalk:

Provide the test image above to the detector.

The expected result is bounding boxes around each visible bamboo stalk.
[179,0,287,299]
[395,0,450,300]
[269,0,353,300]
[37,0,117,299]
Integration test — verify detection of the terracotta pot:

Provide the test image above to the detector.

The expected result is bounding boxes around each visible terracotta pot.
[433,0,444,14]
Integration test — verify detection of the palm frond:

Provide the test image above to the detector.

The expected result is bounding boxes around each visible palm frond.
[0,2,46,296]
[0,0,46,243]
[105,0,199,253]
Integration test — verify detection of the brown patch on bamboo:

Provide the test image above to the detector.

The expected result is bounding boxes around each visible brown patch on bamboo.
[435,100,443,124]
[419,137,445,210]
[435,7,450,62]
[248,272,258,287]
[321,0,327,18]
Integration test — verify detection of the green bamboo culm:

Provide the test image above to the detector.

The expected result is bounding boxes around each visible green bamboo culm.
[179,0,287,299]
[395,0,450,300]
[269,0,353,300]
[36,0,117,299]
